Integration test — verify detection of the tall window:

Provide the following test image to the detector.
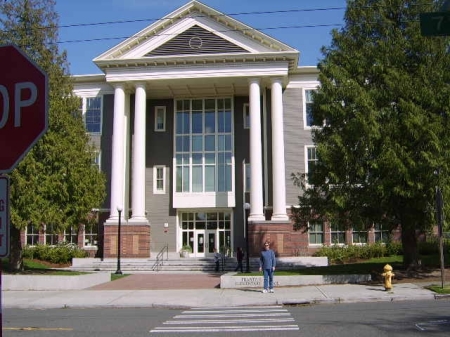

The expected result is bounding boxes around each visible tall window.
[374,223,389,243]
[309,221,324,245]
[92,151,101,170]
[85,223,98,246]
[306,146,318,183]
[155,106,166,131]
[154,166,166,194]
[45,225,58,245]
[26,224,39,245]
[244,163,251,193]
[64,225,78,244]
[304,89,315,127]
[352,229,367,244]
[330,223,345,244]
[84,97,102,133]
[175,98,233,193]
[243,103,250,129]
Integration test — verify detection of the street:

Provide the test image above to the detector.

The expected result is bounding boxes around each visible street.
[3,299,450,336]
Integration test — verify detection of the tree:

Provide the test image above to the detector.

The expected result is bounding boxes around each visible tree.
[0,0,106,271]
[291,0,450,268]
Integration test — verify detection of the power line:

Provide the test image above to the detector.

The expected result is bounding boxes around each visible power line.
[57,7,346,29]
[57,23,343,45]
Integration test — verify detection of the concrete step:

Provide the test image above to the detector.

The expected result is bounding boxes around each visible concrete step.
[71,256,327,272]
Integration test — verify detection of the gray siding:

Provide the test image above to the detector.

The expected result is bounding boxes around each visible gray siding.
[283,87,313,206]
[100,94,114,211]
[144,99,176,253]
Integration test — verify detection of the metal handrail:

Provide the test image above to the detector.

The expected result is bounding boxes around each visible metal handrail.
[152,244,169,271]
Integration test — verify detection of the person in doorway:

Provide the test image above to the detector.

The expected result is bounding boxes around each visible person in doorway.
[259,241,276,293]
[234,247,244,273]
[213,248,221,272]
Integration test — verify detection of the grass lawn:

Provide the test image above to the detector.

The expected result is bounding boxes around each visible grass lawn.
[426,285,450,294]
[1,258,88,275]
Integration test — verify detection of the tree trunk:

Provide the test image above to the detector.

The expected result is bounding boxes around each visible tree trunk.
[401,226,420,270]
[8,225,24,272]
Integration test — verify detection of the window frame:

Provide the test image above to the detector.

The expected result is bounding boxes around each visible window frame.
[308,221,324,245]
[26,224,39,246]
[44,224,59,246]
[303,88,315,128]
[153,165,166,194]
[244,163,251,193]
[352,229,368,245]
[305,145,318,185]
[374,223,389,243]
[174,98,234,194]
[330,223,346,245]
[155,106,166,132]
[243,103,250,129]
[83,96,103,134]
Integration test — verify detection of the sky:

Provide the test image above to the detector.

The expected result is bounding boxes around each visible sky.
[54,0,347,75]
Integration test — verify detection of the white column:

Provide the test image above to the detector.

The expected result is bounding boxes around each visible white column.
[248,78,265,221]
[130,83,147,223]
[271,78,288,221]
[107,84,126,221]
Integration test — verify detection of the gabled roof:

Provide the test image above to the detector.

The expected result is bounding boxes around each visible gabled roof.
[93,0,299,72]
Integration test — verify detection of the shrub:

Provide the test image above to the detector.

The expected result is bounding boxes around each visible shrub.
[313,241,403,263]
[23,243,88,264]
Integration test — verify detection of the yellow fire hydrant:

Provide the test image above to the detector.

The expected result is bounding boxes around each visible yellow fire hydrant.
[381,264,395,291]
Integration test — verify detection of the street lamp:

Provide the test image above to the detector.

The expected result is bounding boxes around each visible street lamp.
[115,206,123,275]
[244,203,251,273]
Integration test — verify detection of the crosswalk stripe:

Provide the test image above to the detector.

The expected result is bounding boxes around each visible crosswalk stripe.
[174,312,291,318]
[151,325,299,333]
[165,318,295,324]
[150,306,300,333]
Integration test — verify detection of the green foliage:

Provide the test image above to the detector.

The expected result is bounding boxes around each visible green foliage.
[181,245,193,253]
[313,242,403,264]
[22,243,88,264]
[291,0,450,267]
[0,1,106,271]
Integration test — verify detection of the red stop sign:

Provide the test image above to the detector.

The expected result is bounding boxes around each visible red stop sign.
[0,44,48,173]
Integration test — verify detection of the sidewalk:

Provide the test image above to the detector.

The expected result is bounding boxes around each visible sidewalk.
[2,272,445,309]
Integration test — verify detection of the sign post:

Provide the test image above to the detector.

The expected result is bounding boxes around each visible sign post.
[0,177,9,258]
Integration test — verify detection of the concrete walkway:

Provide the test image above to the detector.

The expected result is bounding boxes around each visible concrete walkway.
[3,272,446,309]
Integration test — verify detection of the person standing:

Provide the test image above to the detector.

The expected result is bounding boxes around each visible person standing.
[213,248,221,272]
[234,247,244,273]
[259,241,276,293]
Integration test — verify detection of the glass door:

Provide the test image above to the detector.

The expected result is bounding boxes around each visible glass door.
[194,230,216,257]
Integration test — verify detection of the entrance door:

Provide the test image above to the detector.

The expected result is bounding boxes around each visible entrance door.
[195,230,216,257]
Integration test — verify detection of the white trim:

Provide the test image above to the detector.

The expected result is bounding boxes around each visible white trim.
[154,106,166,132]
[173,192,236,208]
[153,165,166,194]
[94,0,297,63]
[104,61,289,83]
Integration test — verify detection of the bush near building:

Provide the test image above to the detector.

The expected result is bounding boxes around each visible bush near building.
[22,243,88,265]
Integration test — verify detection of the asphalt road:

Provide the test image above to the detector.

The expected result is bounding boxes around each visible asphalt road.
[3,299,450,336]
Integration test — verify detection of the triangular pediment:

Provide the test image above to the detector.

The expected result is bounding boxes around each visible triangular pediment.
[145,25,248,57]
[94,1,299,70]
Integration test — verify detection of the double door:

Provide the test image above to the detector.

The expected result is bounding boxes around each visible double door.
[195,230,216,257]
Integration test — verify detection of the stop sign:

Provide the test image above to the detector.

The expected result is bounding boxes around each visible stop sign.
[0,44,48,173]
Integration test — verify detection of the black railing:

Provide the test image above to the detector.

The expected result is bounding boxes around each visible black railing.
[152,244,169,271]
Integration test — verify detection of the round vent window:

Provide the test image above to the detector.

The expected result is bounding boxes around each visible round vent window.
[189,36,203,49]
